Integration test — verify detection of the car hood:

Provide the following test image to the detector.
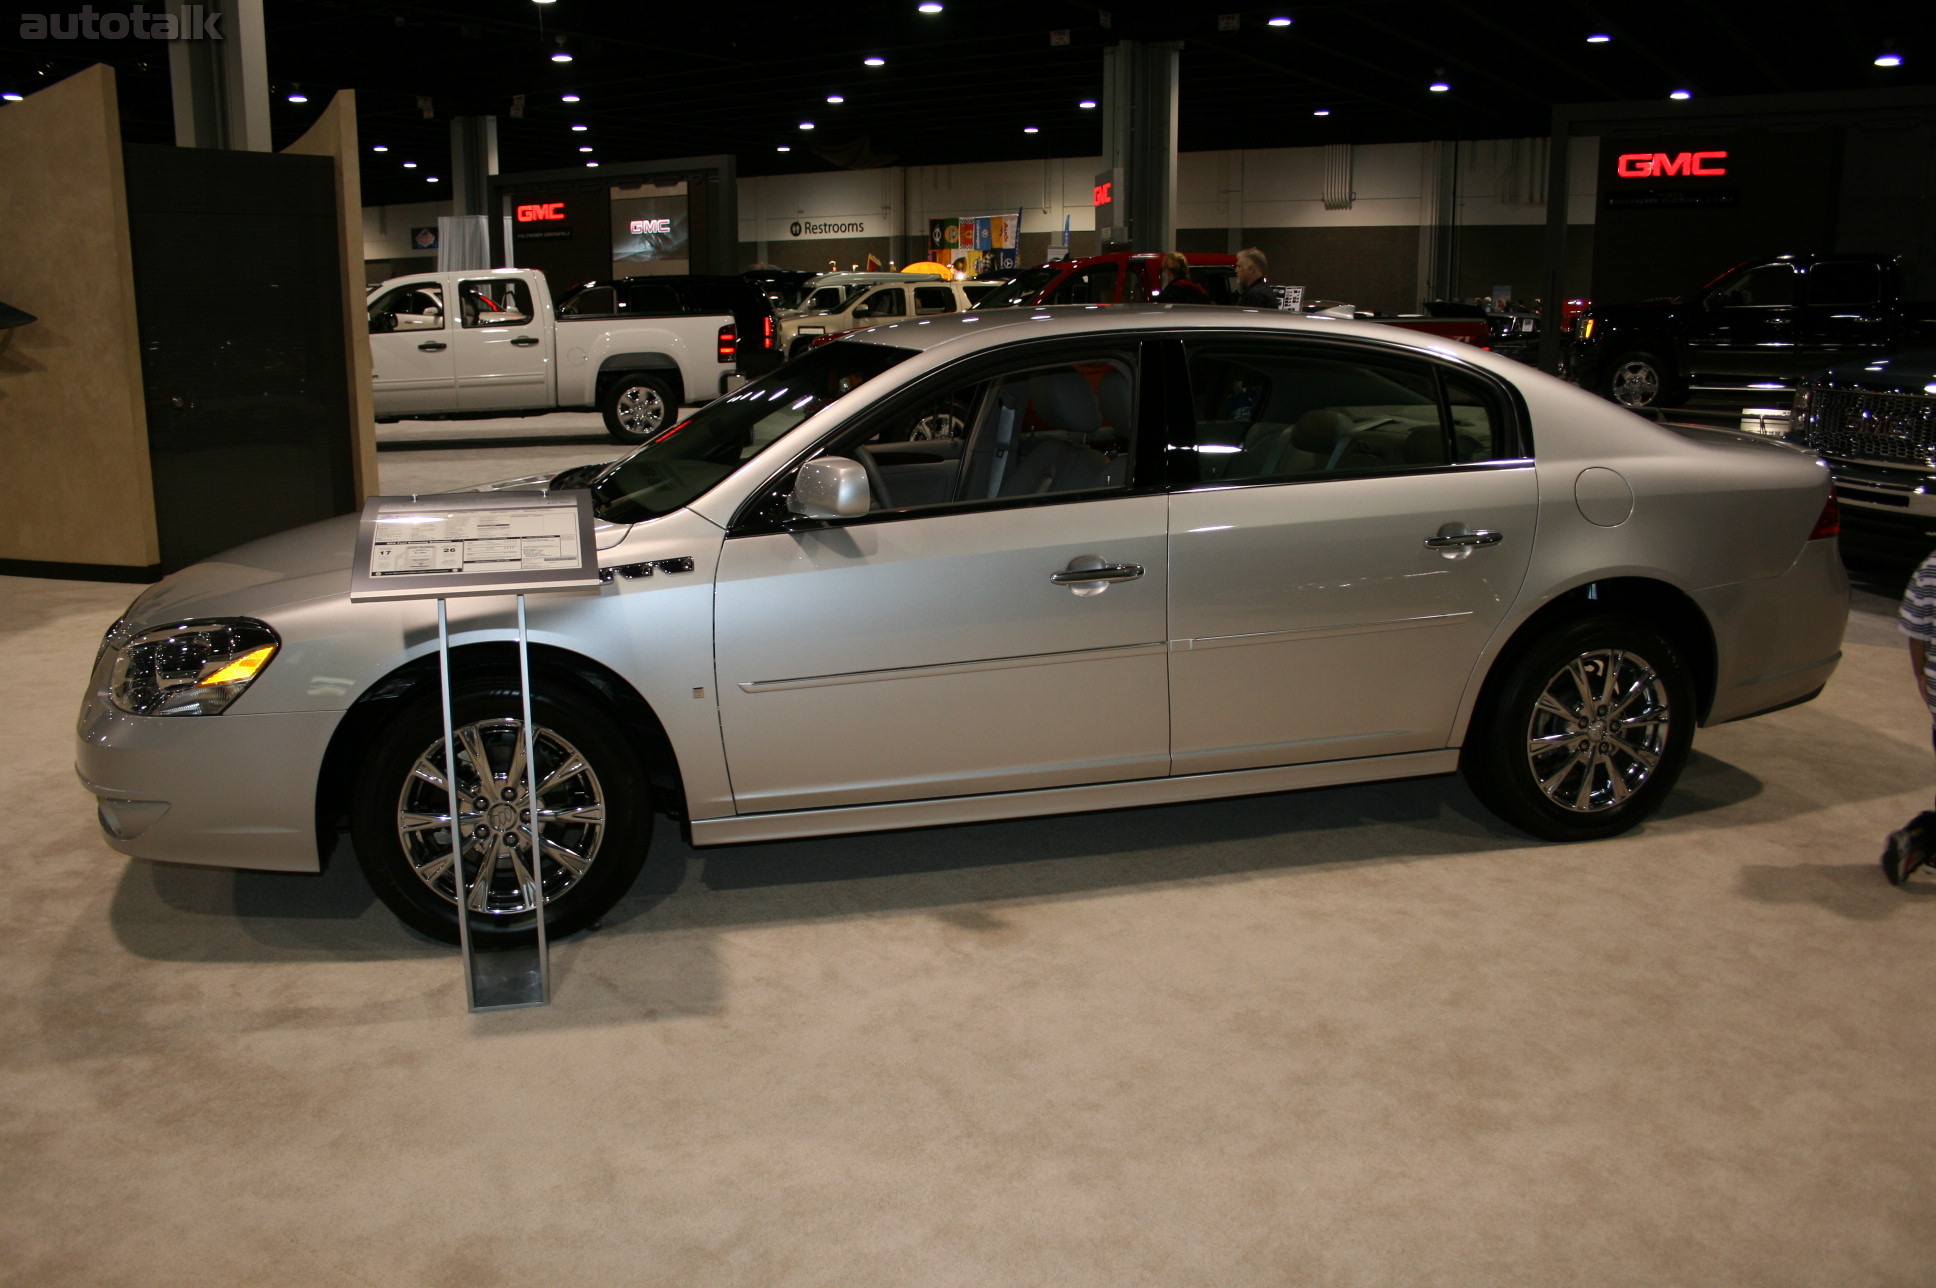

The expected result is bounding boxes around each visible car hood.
[1809,350,1936,392]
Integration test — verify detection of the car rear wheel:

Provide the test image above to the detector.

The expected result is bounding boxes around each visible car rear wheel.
[1604,352,1680,410]
[1461,614,1695,842]
[600,373,676,444]
[350,679,652,946]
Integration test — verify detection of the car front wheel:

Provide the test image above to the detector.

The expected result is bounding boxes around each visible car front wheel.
[1604,352,1679,409]
[350,679,653,946]
[600,373,676,444]
[1461,614,1695,842]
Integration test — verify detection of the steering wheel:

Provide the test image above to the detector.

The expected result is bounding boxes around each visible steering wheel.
[851,445,893,510]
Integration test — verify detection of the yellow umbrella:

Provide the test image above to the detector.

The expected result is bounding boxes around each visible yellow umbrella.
[900,261,952,278]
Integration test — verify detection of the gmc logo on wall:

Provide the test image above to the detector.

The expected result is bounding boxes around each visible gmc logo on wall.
[515,202,567,222]
[629,218,672,234]
[1616,151,1728,178]
[1092,181,1112,207]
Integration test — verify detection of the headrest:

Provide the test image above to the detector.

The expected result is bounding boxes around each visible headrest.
[1289,408,1353,453]
[1403,426,1448,464]
[1027,370,1102,437]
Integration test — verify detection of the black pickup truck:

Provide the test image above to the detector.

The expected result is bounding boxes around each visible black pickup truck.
[1567,254,1936,410]
[1787,351,1936,561]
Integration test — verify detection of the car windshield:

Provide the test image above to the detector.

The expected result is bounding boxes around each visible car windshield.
[973,265,1063,309]
[590,341,917,524]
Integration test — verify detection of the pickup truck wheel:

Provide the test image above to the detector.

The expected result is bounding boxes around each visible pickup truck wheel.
[1605,352,1680,410]
[601,374,675,444]
[349,679,653,946]
[1460,614,1695,842]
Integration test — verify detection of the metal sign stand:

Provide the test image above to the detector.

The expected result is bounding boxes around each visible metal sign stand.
[351,490,599,1013]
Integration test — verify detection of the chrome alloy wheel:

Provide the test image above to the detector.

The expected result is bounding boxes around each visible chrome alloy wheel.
[614,383,669,435]
[394,717,606,916]
[1609,359,1662,408]
[1524,649,1671,813]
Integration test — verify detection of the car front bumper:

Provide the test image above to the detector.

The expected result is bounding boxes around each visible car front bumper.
[75,700,342,873]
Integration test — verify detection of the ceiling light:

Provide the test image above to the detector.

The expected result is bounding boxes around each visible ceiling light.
[864,56,885,66]
[1024,126,1039,133]
[402,161,418,168]
[551,51,573,63]
[918,1,943,11]
[1313,109,1331,116]
[777,145,792,152]
[1,92,21,102]
[827,94,845,103]
[1586,33,1611,43]
[571,123,587,131]
[534,0,556,5]
[561,93,581,102]
[371,144,388,152]
[799,121,815,129]
[1670,88,1692,99]
[1267,16,1291,26]
[286,86,307,103]
[426,176,439,183]
[1078,99,1096,108]
[1876,53,1903,67]
[586,161,599,167]
[578,146,593,152]
[1429,80,1450,92]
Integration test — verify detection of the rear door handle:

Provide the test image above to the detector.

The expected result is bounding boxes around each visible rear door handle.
[1051,559,1144,588]
[509,335,541,347]
[417,341,447,352]
[1423,530,1503,549]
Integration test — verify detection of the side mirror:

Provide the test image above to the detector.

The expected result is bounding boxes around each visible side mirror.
[851,303,875,319]
[787,457,872,519]
[369,310,397,334]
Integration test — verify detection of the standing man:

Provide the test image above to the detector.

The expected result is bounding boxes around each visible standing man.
[1233,247,1279,309]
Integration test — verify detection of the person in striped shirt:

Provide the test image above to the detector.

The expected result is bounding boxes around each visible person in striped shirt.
[1884,550,1936,884]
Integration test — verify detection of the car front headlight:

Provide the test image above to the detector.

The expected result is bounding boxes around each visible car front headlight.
[98,618,281,716]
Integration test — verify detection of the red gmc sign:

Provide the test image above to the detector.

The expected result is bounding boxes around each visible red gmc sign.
[1092,181,1113,207]
[515,201,567,222]
[1616,151,1728,178]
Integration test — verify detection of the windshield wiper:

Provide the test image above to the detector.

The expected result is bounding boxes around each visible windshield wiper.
[548,461,613,491]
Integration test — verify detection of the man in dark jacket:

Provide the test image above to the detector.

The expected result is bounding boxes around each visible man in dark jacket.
[1233,247,1279,309]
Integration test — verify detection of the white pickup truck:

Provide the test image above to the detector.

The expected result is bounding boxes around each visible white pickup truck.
[366,268,779,443]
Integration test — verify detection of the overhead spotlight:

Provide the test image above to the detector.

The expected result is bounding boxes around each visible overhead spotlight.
[533,0,556,4]
[2,92,24,102]
[571,123,588,131]
[402,161,418,168]
[1078,99,1096,108]
[799,120,815,129]
[827,94,845,103]
[777,145,792,152]
[1586,32,1611,43]
[426,176,440,183]
[1670,88,1692,99]
[919,1,944,10]
[864,56,886,66]
[1429,80,1450,92]
[371,144,389,152]
[1024,126,1039,133]
[579,145,593,152]
[1267,16,1292,26]
[561,93,581,102]
[1875,52,1903,67]
[586,161,599,167]
[551,51,573,62]
[1313,108,1331,116]
[286,85,308,103]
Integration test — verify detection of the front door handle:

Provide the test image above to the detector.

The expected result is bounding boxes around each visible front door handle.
[509,335,541,347]
[1051,556,1144,595]
[418,341,448,352]
[1423,529,1503,549]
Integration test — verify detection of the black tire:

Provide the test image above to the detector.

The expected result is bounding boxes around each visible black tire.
[350,677,653,946]
[1460,614,1695,842]
[1603,351,1681,410]
[600,373,676,444]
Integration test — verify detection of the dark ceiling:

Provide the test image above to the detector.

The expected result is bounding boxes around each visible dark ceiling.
[3,0,1930,206]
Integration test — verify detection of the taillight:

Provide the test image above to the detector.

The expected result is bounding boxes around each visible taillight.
[717,324,736,364]
[762,314,776,349]
[1808,488,1840,540]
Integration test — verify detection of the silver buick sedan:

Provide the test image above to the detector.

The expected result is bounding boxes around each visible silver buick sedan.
[77,307,1848,944]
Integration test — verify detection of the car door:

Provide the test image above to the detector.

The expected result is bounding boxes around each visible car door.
[367,280,454,414]
[1682,261,1803,388]
[1801,259,1892,366]
[453,276,551,411]
[1166,337,1537,774]
[712,341,1168,814]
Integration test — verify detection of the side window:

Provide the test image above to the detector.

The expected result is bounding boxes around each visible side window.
[816,355,1137,513]
[1182,342,1451,483]
[1714,263,1796,308]
[614,283,683,315]
[858,287,906,319]
[1437,367,1515,463]
[557,286,615,318]
[913,285,957,315]
[1808,261,1882,307]
[1046,264,1119,305]
[459,279,532,327]
[368,282,444,332]
[807,287,845,311]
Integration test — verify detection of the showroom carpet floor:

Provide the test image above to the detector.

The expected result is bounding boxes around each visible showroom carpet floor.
[5,550,1934,1287]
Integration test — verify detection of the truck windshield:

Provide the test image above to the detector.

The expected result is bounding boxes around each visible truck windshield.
[973,266,1062,309]
[590,341,916,524]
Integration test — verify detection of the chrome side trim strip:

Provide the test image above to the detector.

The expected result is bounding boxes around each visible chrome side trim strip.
[690,748,1460,845]
[738,640,1168,694]
[1170,611,1470,653]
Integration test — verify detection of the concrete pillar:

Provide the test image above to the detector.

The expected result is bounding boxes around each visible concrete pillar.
[167,0,269,151]
[1099,40,1180,254]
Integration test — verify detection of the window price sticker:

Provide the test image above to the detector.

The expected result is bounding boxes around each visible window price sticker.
[351,491,600,601]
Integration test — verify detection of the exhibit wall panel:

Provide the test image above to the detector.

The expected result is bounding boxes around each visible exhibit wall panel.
[362,199,454,267]
[284,90,379,503]
[0,65,160,575]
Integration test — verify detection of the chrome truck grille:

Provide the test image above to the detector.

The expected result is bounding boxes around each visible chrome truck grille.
[1793,386,1936,463]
